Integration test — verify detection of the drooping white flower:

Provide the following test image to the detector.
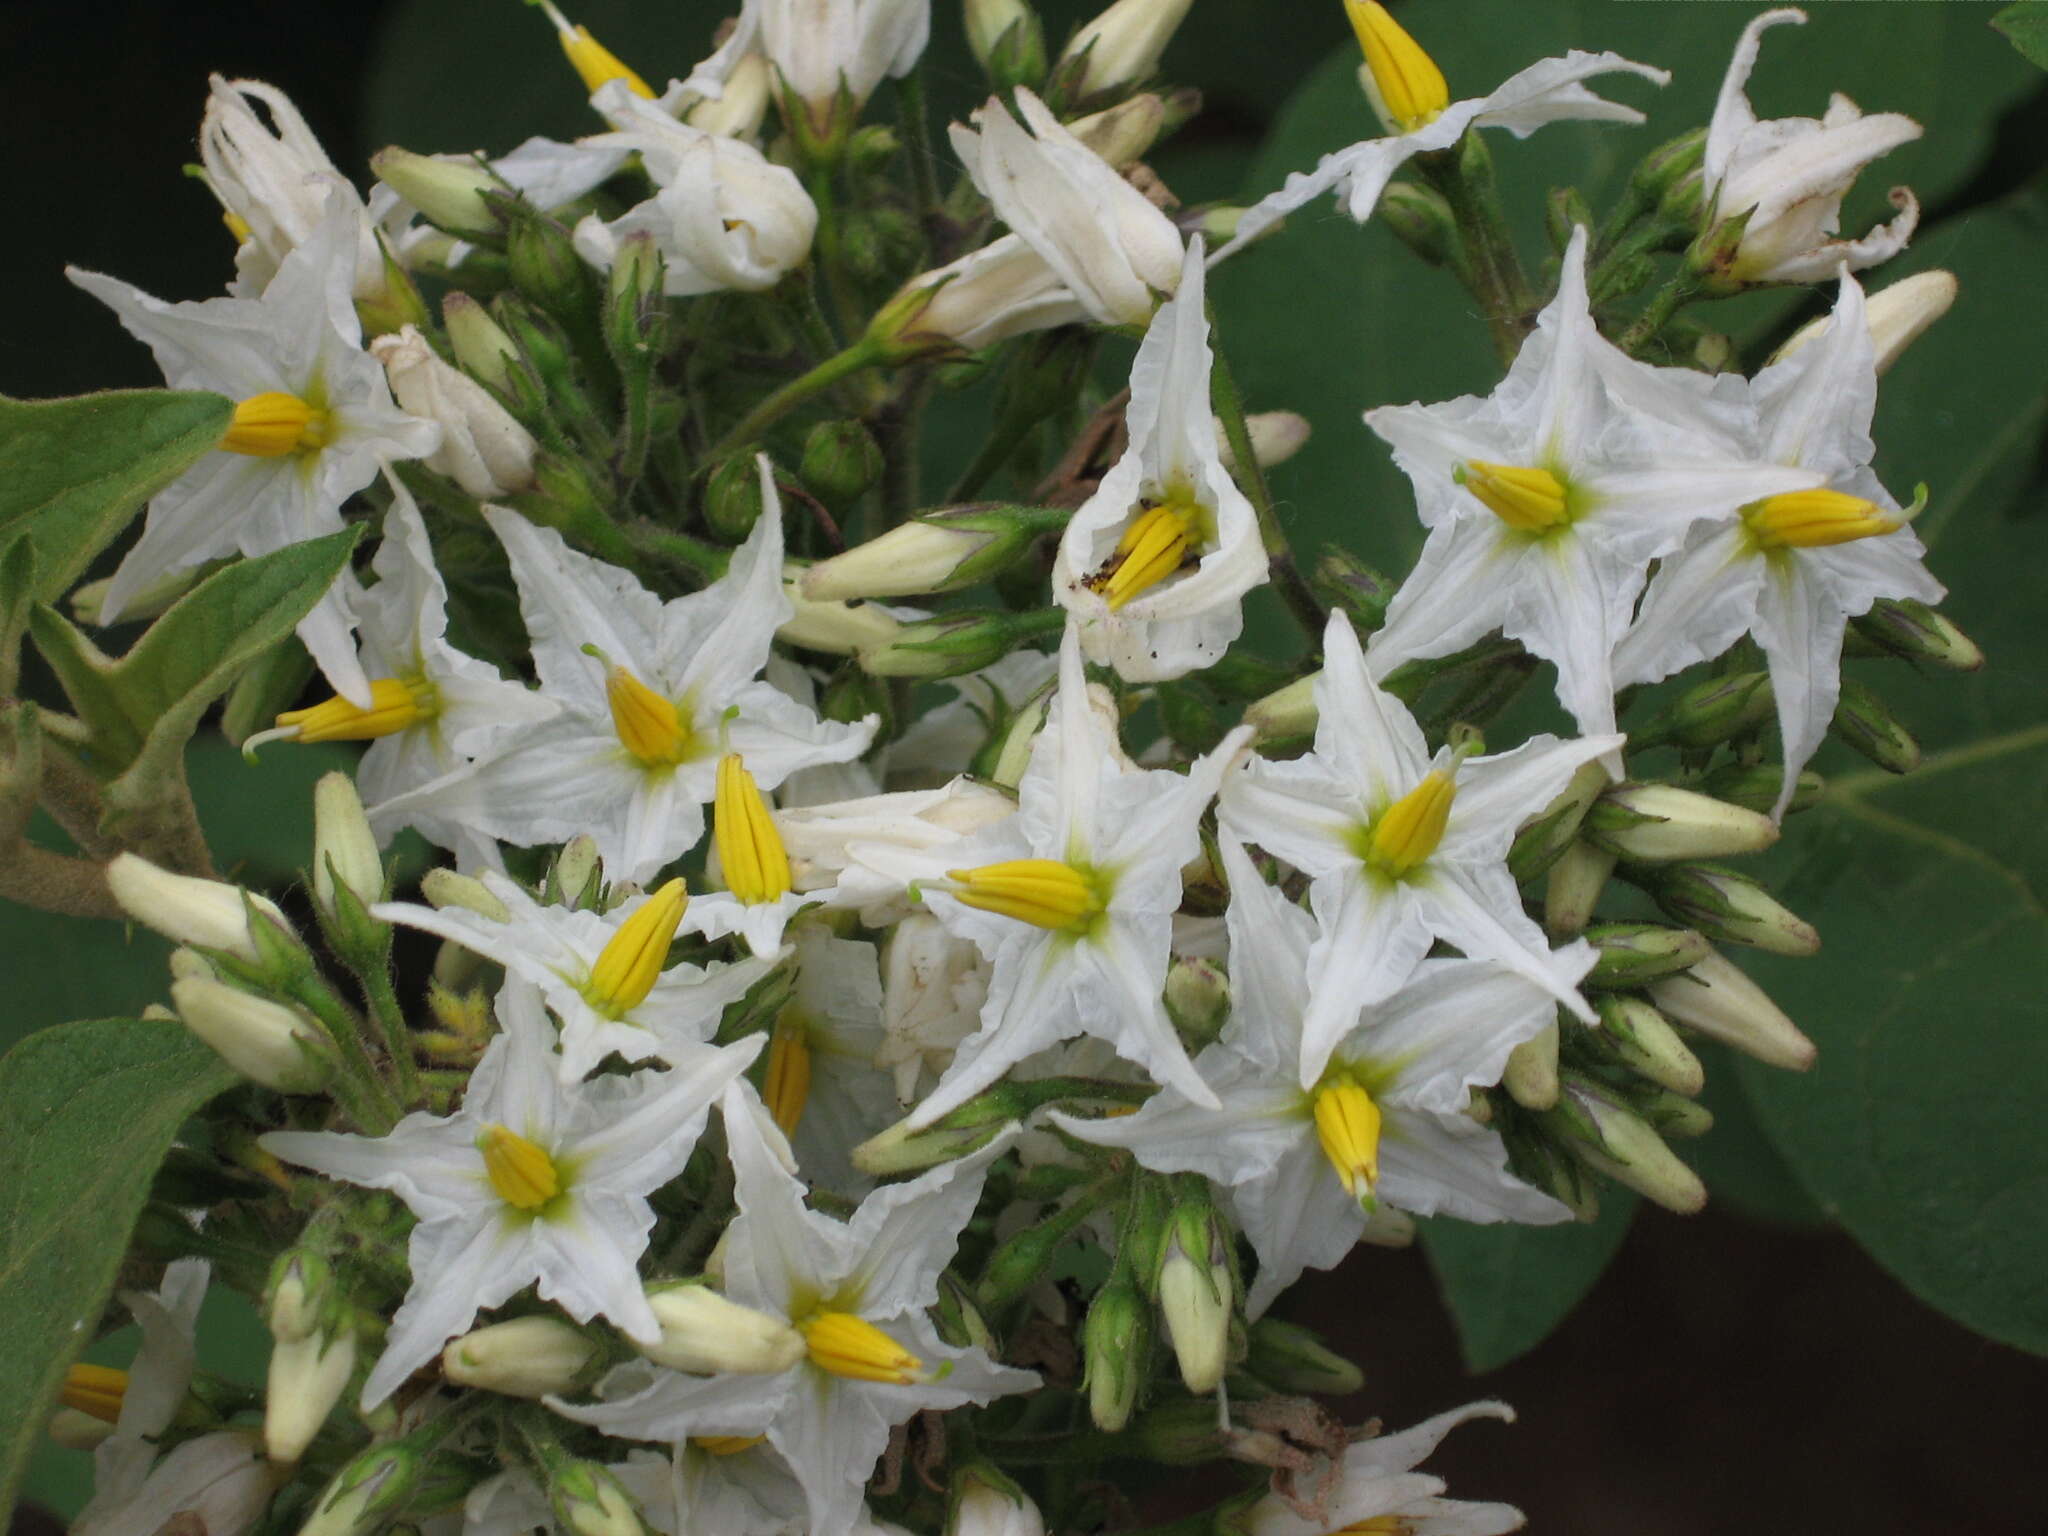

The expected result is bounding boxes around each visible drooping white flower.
[884,234,1090,352]
[572,86,819,295]
[1052,239,1266,681]
[263,979,763,1407]
[550,1082,1037,1536]
[66,194,441,705]
[74,1432,282,1536]
[1614,268,1943,819]
[373,463,876,884]
[1220,611,1616,1087]
[752,0,931,127]
[374,871,776,1084]
[1059,835,1576,1315]
[876,913,989,1105]
[1217,4,1667,260]
[899,624,1246,1128]
[1362,225,1824,754]
[370,326,539,497]
[1702,8,1922,286]
[951,88,1184,327]
[1243,1400,1527,1536]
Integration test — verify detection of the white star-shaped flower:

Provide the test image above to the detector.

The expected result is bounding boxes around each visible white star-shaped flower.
[1362,225,1825,755]
[1244,1400,1527,1536]
[550,1082,1037,1536]
[66,192,441,706]
[1220,611,1616,1086]
[1062,833,1577,1315]
[374,460,876,884]
[1614,268,1942,819]
[1051,239,1267,682]
[263,979,762,1407]
[374,870,777,1084]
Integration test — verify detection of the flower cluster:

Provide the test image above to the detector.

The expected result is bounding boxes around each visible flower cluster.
[28,4,1982,1536]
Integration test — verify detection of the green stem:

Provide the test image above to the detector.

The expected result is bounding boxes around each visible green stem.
[1619,270,1702,356]
[806,165,865,342]
[281,973,401,1134]
[1418,134,1534,366]
[1206,329,1325,643]
[946,408,1040,503]
[894,66,941,248]
[359,962,422,1109]
[706,341,885,460]
[780,265,843,359]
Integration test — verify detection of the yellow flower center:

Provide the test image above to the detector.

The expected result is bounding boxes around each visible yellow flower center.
[1087,486,1209,611]
[479,1123,561,1211]
[272,675,438,743]
[605,664,695,767]
[1346,0,1449,133]
[1362,769,1457,880]
[1455,460,1571,533]
[692,1436,766,1456]
[60,1364,129,1424]
[763,1011,813,1137]
[715,754,792,906]
[583,878,688,1018]
[538,0,655,98]
[1741,489,1903,550]
[947,859,1105,932]
[1313,1075,1383,1210]
[799,1311,925,1385]
[221,391,330,458]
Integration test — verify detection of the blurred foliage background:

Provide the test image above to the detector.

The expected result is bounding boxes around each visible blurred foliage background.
[4,1,2046,1530]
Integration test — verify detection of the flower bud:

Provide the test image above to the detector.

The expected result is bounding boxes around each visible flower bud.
[1583,922,1713,989]
[442,293,522,395]
[301,1440,421,1536]
[546,834,606,911]
[1242,673,1317,743]
[1510,761,1612,886]
[1378,179,1458,268]
[1220,410,1311,474]
[266,1249,341,1344]
[1591,994,1704,1097]
[778,577,909,657]
[1629,670,1775,751]
[371,147,508,237]
[1243,1317,1363,1396]
[266,1325,355,1462]
[967,0,1047,91]
[1648,948,1816,1072]
[441,1317,596,1397]
[1162,956,1229,1051]
[171,977,333,1093]
[800,419,885,507]
[1068,93,1167,169]
[1829,678,1920,774]
[420,866,511,922]
[1637,862,1820,957]
[313,771,385,920]
[1502,1021,1559,1111]
[1620,1082,1714,1139]
[70,563,205,626]
[684,51,774,140]
[1082,1276,1150,1431]
[107,853,295,964]
[602,232,668,366]
[950,1466,1045,1536]
[1582,783,1778,864]
[1697,762,1826,818]
[1308,549,1395,637]
[1542,838,1614,939]
[1848,595,1982,672]
[803,506,1066,601]
[372,325,539,498]
[858,610,1062,680]
[705,452,766,542]
[1548,1072,1706,1214]
[875,236,1085,357]
[1059,0,1194,99]
[1156,1217,1231,1395]
[546,1459,646,1536]
[854,1083,1030,1175]
[984,683,1053,788]
[639,1283,806,1374]
[506,204,599,330]
[1772,269,1957,375]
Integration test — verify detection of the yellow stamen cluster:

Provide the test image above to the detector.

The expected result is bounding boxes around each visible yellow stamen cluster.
[584,878,688,1017]
[273,676,436,744]
[1335,1518,1414,1536]
[539,0,655,98]
[221,391,329,458]
[606,665,695,767]
[479,1123,561,1211]
[1455,460,1571,533]
[692,1435,766,1456]
[1313,1076,1384,1208]
[763,1013,813,1137]
[947,859,1104,932]
[1346,0,1449,133]
[1742,489,1902,549]
[60,1364,129,1424]
[1363,769,1457,880]
[799,1311,924,1385]
[1089,489,1206,611]
[715,754,792,905]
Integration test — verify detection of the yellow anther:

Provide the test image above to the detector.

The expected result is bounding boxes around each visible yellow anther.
[714,754,792,906]
[223,210,253,243]
[1742,488,1904,549]
[584,878,688,1017]
[272,676,435,744]
[221,392,329,458]
[1364,769,1457,880]
[947,859,1104,932]
[537,0,656,98]
[605,664,695,767]
[1335,1518,1412,1535]
[1346,1,1449,133]
[799,1311,925,1385]
[1088,488,1208,611]
[1313,1076,1383,1208]
[60,1364,129,1424]
[1455,460,1571,533]
[763,1012,813,1138]
[479,1123,561,1212]
[692,1435,766,1456]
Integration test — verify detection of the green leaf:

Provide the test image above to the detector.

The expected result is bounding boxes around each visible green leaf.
[0,1018,236,1513]
[1993,3,2048,69]
[0,390,232,601]
[1419,1195,1638,1372]
[1734,197,2048,1355]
